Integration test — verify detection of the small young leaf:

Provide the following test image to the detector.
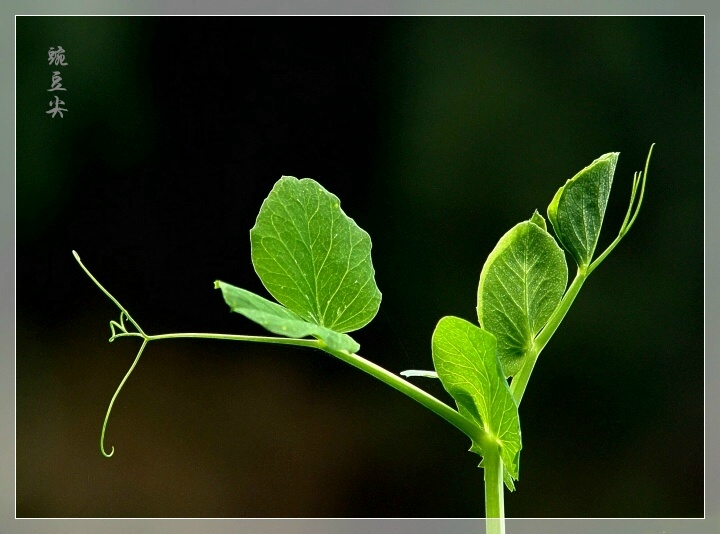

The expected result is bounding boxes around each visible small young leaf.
[250,176,382,333]
[215,281,360,353]
[477,215,568,377]
[547,152,618,269]
[431,316,521,485]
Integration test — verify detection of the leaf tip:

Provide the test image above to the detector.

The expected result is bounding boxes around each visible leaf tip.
[594,151,620,165]
[529,210,546,231]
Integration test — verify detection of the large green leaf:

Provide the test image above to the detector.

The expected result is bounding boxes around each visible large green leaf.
[477,214,568,377]
[431,316,521,488]
[547,152,618,269]
[215,281,359,353]
[250,176,382,333]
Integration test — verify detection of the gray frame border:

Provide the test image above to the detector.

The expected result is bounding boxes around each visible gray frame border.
[4,2,715,533]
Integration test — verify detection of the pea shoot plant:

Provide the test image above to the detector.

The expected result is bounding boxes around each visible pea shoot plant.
[75,145,654,530]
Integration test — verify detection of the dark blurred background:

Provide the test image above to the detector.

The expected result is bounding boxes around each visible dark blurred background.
[16,16,703,517]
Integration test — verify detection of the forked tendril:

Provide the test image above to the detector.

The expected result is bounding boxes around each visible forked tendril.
[73,251,148,457]
[72,251,147,338]
[109,310,144,342]
[587,143,654,275]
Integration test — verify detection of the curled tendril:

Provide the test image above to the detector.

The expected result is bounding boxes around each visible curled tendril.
[109,311,142,342]
[100,339,148,457]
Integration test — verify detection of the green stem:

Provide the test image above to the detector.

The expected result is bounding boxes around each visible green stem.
[509,269,588,406]
[320,345,483,443]
[147,333,480,442]
[149,334,482,442]
[482,441,505,534]
[103,332,482,456]
[146,332,319,348]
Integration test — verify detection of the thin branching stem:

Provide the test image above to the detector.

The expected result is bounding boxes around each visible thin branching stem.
[146,332,319,347]
[74,251,482,458]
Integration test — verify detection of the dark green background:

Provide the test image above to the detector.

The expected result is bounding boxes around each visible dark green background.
[17,16,703,517]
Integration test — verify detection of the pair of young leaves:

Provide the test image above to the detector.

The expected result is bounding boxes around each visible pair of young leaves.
[216,153,619,491]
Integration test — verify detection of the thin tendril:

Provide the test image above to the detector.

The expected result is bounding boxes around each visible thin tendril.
[587,144,654,275]
[72,251,146,336]
[619,171,640,232]
[101,339,148,457]
[624,143,653,233]
[109,311,142,342]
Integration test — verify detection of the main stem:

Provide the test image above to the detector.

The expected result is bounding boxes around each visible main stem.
[483,441,505,534]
